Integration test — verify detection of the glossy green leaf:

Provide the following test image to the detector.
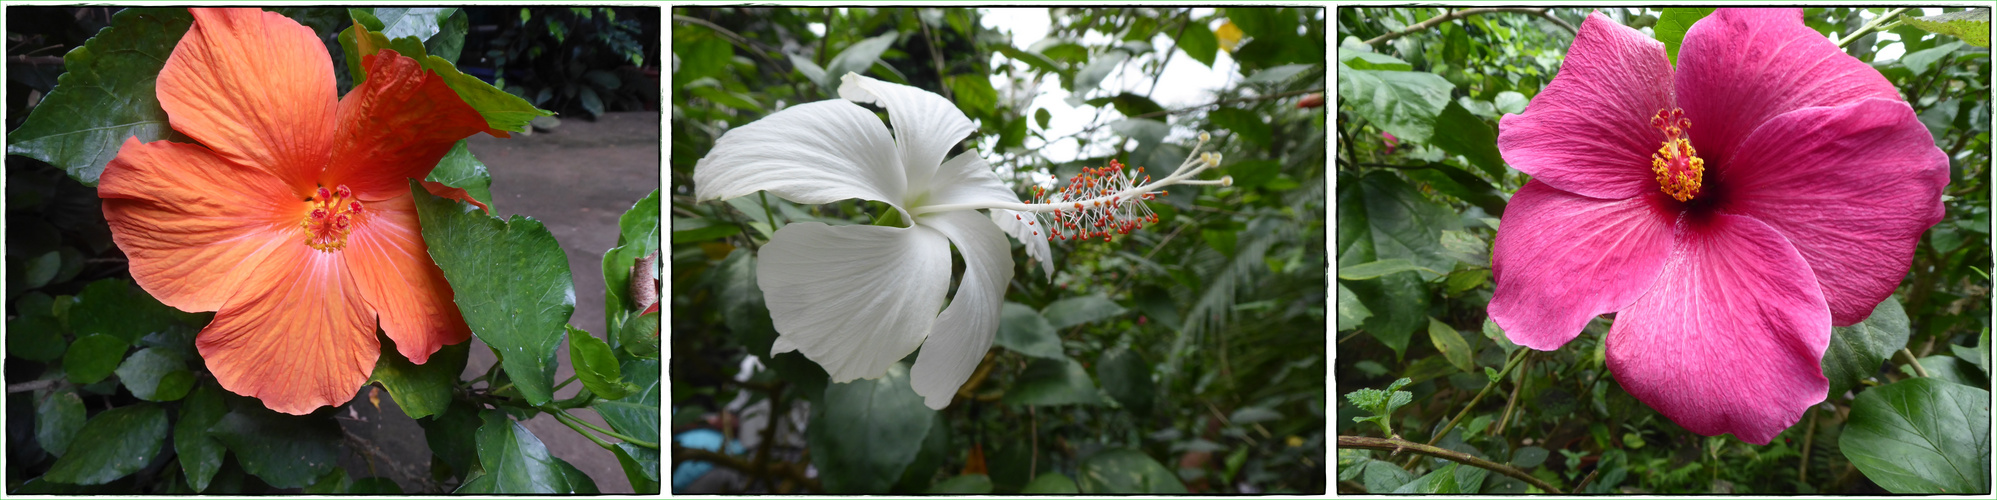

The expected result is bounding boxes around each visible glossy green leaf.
[617,310,662,359]
[1096,348,1156,415]
[1952,329,1990,376]
[113,347,193,401]
[1041,294,1129,329]
[8,294,67,362]
[1902,41,1965,76]
[70,279,179,344]
[1335,284,1372,332]
[1339,49,1413,71]
[1337,171,1457,356]
[1841,378,1990,494]
[475,410,596,493]
[348,21,551,132]
[63,334,127,385]
[1337,68,1451,143]
[1824,298,1912,399]
[567,325,636,400]
[1177,20,1219,67]
[1906,355,1983,388]
[208,408,343,488]
[603,189,661,346]
[411,180,573,406]
[928,474,994,493]
[1494,91,1529,115]
[368,336,470,419]
[1077,448,1188,493]
[1431,101,1507,178]
[1004,357,1106,406]
[596,358,661,444]
[1427,317,1475,373]
[1021,472,1081,493]
[424,140,495,208]
[1903,10,1990,48]
[425,9,469,63]
[420,399,483,479]
[824,32,899,85]
[1338,258,1439,280]
[1394,462,1487,494]
[1208,107,1271,147]
[995,302,1065,359]
[35,388,85,457]
[1654,8,1716,65]
[612,443,661,494]
[6,8,191,186]
[947,74,999,117]
[43,403,167,485]
[809,362,936,493]
[173,384,227,492]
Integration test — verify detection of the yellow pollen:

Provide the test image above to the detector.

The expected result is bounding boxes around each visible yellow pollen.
[1649,108,1704,202]
[300,184,363,251]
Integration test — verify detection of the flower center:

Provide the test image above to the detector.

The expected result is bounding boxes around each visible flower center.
[301,184,363,252]
[1031,159,1163,242]
[1650,108,1705,202]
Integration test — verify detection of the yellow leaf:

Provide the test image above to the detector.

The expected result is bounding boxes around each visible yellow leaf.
[1216,21,1244,52]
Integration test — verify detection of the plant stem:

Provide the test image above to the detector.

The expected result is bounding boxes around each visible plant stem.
[1400,348,1528,469]
[552,411,616,450]
[673,445,824,493]
[1900,347,1930,377]
[553,410,660,449]
[1338,436,1565,494]
[1364,8,1576,46]
[1836,8,1909,48]
[1798,406,1820,484]
[1491,353,1531,437]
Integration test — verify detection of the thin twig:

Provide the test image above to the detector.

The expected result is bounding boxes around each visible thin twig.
[1900,347,1930,377]
[1401,348,1528,469]
[673,445,824,493]
[1364,8,1575,46]
[1491,353,1530,437]
[7,379,66,394]
[1573,465,1603,493]
[671,14,784,70]
[1836,8,1910,48]
[1338,436,1565,494]
[1798,406,1820,485]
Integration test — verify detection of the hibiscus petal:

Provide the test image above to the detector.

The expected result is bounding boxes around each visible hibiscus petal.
[343,192,472,364]
[927,152,1023,210]
[911,211,1015,409]
[197,242,379,415]
[991,208,1055,279]
[98,138,300,312]
[1607,213,1831,445]
[1718,99,1948,325]
[757,222,951,382]
[1489,181,1677,350]
[693,100,907,211]
[325,50,495,201]
[157,8,336,191]
[1496,12,1673,199]
[1676,8,1901,165]
[839,73,978,195]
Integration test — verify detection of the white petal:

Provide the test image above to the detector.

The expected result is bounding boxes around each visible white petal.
[758,222,950,382]
[693,100,907,211]
[910,211,1015,409]
[927,151,1023,210]
[991,208,1054,279]
[770,336,799,354]
[839,73,976,197]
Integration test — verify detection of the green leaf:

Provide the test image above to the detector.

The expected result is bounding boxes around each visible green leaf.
[603,190,662,345]
[1431,101,1507,178]
[1511,446,1549,468]
[1110,92,1166,118]
[1346,377,1413,436]
[994,302,1065,359]
[368,7,456,41]
[1035,108,1053,129]
[1951,329,1990,376]
[1402,162,1509,217]
[411,180,573,406]
[8,295,67,362]
[113,347,193,401]
[368,335,470,419]
[208,408,342,488]
[947,74,999,118]
[1335,284,1372,332]
[1021,472,1081,493]
[928,474,994,494]
[42,403,167,485]
[1655,8,1716,65]
[1823,298,1912,399]
[1906,355,1984,388]
[1494,91,1530,115]
[676,34,735,86]
[425,9,469,64]
[1338,48,1413,71]
[1096,348,1156,415]
[1394,462,1487,494]
[35,388,85,457]
[1077,448,1188,494]
[567,325,636,400]
[63,334,127,385]
[825,32,899,85]
[1177,21,1219,67]
[348,21,551,132]
[6,8,191,186]
[1337,171,1458,356]
[1428,317,1475,373]
[420,399,483,479]
[809,362,936,493]
[1208,107,1271,147]
[1071,51,1131,98]
[1109,118,1170,150]
[1005,357,1107,406]
[424,140,495,208]
[1903,9,1990,48]
[617,310,662,360]
[1902,41,1965,76]
[1041,294,1128,329]
[173,383,227,492]
[1337,258,1440,280]
[70,279,180,344]
[1336,69,1451,143]
[595,358,661,445]
[1840,378,1990,494]
[612,443,661,494]
[475,410,596,493]
[579,87,605,117]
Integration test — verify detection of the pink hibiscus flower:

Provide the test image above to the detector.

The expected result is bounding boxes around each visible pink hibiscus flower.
[1489,9,1948,444]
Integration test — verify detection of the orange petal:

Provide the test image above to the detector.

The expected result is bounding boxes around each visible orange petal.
[325,50,495,201]
[196,241,378,415]
[343,192,471,364]
[98,137,303,312]
[420,180,491,214]
[157,8,336,193]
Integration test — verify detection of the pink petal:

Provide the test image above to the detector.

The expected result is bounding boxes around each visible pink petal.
[1607,213,1831,445]
[1675,8,1901,166]
[1489,181,1677,350]
[1717,99,1948,325]
[1497,12,1673,200]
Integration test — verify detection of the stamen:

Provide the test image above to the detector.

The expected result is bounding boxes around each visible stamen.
[1649,108,1705,202]
[300,184,364,251]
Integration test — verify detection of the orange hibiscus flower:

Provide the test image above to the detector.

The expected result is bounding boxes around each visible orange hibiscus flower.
[97,8,499,414]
